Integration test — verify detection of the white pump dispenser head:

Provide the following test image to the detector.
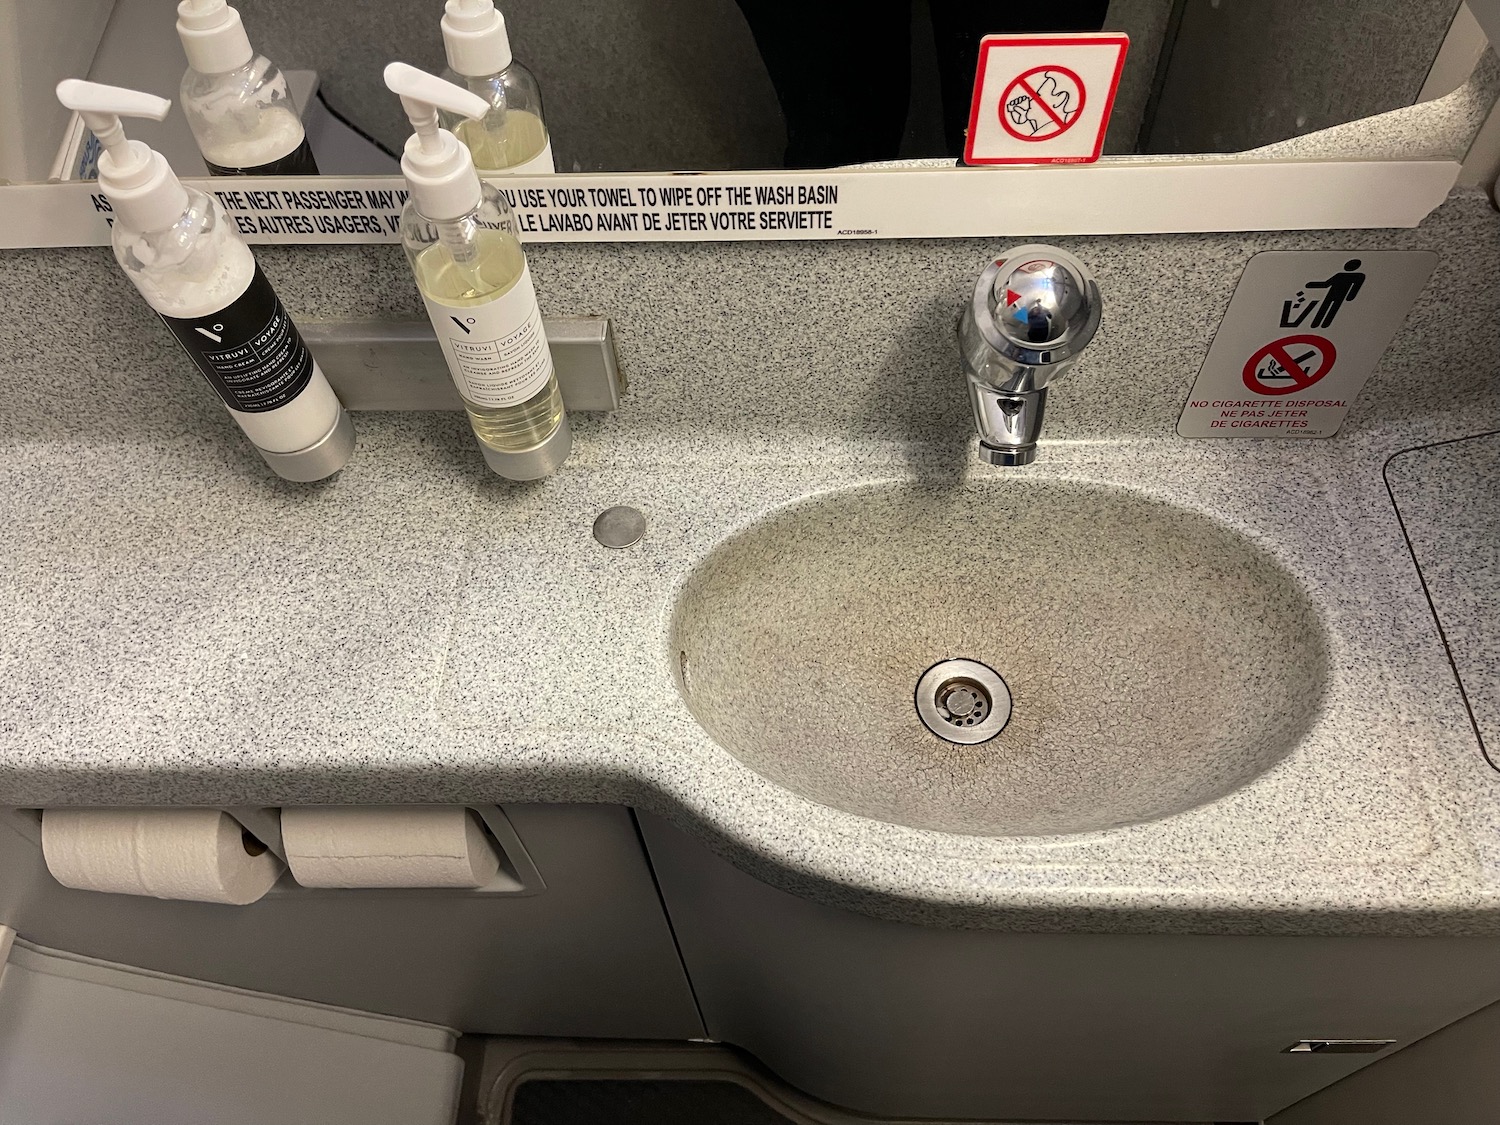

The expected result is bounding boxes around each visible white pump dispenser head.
[175,0,255,75]
[442,0,513,77]
[56,79,190,233]
[384,62,491,222]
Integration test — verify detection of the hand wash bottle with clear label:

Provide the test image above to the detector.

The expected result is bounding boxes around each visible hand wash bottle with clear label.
[55,80,353,481]
[176,0,319,176]
[384,62,570,479]
[438,0,553,175]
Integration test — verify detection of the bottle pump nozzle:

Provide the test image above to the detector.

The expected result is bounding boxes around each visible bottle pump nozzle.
[56,80,189,232]
[386,61,489,153]
[384,62,491,222]
[442,0,512,77]
[178,0,227,20]
[175,0,254,75]
[56,79,170,176]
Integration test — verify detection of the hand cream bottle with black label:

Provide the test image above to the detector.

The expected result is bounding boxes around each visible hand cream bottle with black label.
[385,62,569,480]
[56,79,353,481]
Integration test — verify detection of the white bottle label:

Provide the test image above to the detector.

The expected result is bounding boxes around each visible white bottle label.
[502,139,555,176]
[422,263,554,409]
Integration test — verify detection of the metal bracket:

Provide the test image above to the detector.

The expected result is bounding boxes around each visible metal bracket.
[1284,1040,1397,1054]
[301,317,624,412]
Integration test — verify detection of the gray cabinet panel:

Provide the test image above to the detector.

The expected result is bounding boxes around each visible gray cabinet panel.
[639,813,1500,1123]
[0,805,704,1040]
[1271,998,1500,1125]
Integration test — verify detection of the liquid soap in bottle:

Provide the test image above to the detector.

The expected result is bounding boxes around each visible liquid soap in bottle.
[176,0,319,175]
[56,80,353,480]
[385,62,569,479]
[438,0,553,175]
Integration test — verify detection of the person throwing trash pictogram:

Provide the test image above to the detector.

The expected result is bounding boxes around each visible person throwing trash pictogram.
[1304,259,1365,328]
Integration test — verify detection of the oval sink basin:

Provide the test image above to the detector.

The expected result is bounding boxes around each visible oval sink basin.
[670,480,1329,836]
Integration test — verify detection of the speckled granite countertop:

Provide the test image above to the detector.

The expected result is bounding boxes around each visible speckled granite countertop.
[4,194,1500,935]
[1387,431,1500,773]
[3,410,1500,936]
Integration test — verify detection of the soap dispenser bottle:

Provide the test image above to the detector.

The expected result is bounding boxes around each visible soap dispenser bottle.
[56,80,353,481]
[175,0,318,176]
[384,62,569,479]
[438,0,553,175]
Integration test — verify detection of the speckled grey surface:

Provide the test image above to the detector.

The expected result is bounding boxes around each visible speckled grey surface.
[671,479,1329,836]
[1387,432,1500,772]
[2,192,1500,936]
[1246,48,1500,161]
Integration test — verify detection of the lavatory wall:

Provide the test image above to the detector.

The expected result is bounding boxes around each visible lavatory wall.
[1,191,1496,452]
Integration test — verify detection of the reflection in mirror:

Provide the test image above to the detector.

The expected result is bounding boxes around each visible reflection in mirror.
[436,0,554,175]
[177,0,321,176]
[1144,0,1474,153]
[188,0,1481,171]
[734,0,1107,167]
[0,0,1486,186]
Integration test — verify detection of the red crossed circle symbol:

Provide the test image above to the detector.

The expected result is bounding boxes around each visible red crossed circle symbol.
[1242,334,1337,396]
[999,65,1087,142]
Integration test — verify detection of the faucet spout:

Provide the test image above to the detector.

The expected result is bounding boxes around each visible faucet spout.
[956,245,1100,466]
[967,383,1047,466]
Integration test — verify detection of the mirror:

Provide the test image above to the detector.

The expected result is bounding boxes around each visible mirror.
[1,0,1485,187]
[0,0,1489,251]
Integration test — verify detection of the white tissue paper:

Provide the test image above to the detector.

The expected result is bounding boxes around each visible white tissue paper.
[41,808,284,905]
[279,806,501,889]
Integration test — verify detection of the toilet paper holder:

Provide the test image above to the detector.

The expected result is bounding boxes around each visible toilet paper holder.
[223,805,546,898]
[13,805,546,898]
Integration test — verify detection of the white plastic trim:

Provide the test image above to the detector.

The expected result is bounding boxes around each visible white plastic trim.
[0,159,1462,249]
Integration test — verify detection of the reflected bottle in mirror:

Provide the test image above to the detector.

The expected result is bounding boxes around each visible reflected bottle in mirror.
[439,0,553,175]
[176,0,321,176]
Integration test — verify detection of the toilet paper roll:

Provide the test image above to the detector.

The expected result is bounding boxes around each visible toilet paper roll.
[280,806,501,889]
[41,809,284,905]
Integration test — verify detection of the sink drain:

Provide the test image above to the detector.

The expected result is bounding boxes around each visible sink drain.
[915,659,1012,744]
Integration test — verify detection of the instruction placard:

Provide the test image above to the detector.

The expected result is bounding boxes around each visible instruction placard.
[1177,250,1437,439]
[76,178,855,243]
[963,33,1129,165]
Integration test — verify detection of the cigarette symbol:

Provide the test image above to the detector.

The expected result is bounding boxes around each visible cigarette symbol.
[194,323,225,343]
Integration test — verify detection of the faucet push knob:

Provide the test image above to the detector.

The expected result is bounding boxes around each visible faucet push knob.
[958,245,1100,465]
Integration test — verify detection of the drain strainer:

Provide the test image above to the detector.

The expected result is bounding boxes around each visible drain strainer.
[915,659,1012,745]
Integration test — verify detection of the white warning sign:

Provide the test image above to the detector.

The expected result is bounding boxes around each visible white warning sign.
[963,33,1129,165]
[1177,250,1437,439]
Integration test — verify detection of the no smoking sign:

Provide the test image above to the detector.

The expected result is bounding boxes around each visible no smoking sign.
[964,33,1128,165]
[1178,251,1437,439]
[1243,334,1336,395]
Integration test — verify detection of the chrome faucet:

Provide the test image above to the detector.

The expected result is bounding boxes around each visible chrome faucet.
[957,245,1101,466]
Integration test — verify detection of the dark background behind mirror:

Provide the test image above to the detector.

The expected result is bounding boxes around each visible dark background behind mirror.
[219,0,1462,171]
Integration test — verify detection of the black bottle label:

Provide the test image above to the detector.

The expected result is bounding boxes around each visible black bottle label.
[158,264,314,413]
[205,136,320,177]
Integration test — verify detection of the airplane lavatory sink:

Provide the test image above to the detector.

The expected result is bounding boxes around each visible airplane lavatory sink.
[669,479,1331,836]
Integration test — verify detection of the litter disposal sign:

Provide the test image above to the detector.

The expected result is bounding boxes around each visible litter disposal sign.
[1177,250,1437,438]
